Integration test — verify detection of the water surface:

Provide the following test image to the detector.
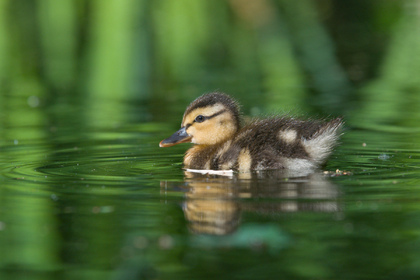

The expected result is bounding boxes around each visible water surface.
[1,94,420,280]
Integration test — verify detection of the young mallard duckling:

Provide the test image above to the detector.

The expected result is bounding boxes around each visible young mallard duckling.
[160,92,343,172]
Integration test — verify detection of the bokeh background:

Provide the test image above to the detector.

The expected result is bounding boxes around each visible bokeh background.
[2,1,420,279]
[1,0,419,127]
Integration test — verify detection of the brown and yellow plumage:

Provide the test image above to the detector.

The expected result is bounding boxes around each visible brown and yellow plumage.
[160,92,343,172]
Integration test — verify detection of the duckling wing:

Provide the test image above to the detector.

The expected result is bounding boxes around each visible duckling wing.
[230,117,343,171]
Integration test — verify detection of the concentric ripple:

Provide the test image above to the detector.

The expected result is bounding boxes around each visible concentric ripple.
[1,132,186,192]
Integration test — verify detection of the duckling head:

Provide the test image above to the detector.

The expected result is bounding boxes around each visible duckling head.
[160,92,240,147]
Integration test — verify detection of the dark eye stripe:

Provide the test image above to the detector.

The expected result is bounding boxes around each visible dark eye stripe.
[195,110,226,122]
[186,109,227,127]
[207,109,226,119]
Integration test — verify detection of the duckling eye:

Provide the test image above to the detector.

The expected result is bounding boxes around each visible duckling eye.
[195,115,205,123]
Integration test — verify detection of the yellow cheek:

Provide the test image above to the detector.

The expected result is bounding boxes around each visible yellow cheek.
[184,112,237,145]
[195,123,215,144]
[186,126,201,144]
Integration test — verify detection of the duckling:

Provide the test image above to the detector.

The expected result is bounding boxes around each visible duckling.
[160,92,343,172]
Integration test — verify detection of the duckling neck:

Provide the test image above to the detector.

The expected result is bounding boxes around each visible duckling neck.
[209,121,239,145]
[216,119,241,143]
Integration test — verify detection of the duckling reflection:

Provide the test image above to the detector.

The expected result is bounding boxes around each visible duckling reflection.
[182,172,241,235]
[161,170,340,235]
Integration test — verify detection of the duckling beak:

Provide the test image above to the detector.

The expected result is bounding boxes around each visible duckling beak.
[159,126,192,147]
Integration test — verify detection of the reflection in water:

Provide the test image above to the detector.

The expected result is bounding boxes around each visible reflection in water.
[183,172,240,236]
[162,170,340,235]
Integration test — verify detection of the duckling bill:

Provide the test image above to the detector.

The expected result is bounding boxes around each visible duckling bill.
[160,92,343,172]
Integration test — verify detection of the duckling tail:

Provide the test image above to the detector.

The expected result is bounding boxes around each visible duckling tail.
[302,118,343,165]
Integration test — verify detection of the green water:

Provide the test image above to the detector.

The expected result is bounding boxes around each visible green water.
[1,93,420,280]
[2,1,420,279]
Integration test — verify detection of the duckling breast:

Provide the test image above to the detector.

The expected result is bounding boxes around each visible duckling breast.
[184,140,242,171]
[184,145,217,170]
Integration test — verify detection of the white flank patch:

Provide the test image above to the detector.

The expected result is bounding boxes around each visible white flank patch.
[279,129,297,143]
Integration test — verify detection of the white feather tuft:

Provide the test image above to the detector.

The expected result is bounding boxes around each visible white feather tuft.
[302,121,342,165]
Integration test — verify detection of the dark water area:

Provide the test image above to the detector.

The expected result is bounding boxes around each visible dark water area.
[2,1,420,279]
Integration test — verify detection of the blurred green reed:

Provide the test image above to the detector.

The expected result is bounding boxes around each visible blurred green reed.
[0,0,418,126]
